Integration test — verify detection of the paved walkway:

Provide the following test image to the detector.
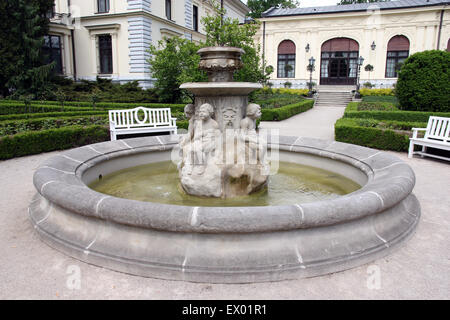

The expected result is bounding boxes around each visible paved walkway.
[1,109,449,299]
[259,106,345,140]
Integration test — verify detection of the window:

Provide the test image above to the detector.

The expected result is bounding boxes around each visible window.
[386,35,410,78]
[97,0,110,13]
[166,0,172,20]
[98,35,112,74]
[277,40,296,78]
[193,5,198,32]
[43,35,63,74]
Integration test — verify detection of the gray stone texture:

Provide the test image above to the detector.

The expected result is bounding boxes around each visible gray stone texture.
[28,135,421,283]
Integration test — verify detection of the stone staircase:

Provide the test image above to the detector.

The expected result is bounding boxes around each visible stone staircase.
[315,85,355,108]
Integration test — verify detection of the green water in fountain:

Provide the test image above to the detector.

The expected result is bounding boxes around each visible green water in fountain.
[89,161,361,207]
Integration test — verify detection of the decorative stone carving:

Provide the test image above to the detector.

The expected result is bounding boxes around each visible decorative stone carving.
[197,47,244,82]
[178,47,267,198]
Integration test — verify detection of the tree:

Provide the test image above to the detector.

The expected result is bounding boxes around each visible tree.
[338,0,390,4]
[247,0,300,19]
[148,37,207,103]
[396,50,450,112]
[0,0,55,97]
[147,2,272,102]
[201,2,271,83]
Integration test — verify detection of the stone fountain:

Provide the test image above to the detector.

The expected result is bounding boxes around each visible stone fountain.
[179,47,269,198]
[29,46,421,283]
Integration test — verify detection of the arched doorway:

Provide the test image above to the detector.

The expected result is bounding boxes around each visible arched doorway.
[320,38,359,85]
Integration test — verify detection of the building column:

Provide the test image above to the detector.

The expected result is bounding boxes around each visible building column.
[63,34,73,77]
[90,35,98,75]
[112,33,119,77]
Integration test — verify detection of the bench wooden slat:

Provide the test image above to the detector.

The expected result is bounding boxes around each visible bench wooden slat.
[109,107,177,141]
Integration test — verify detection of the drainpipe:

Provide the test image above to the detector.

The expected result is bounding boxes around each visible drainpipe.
[71,29,77,80]
[262,21,266,71]
[437,9,445,50]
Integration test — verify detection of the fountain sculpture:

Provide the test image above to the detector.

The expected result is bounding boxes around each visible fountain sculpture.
[179,47,269,198]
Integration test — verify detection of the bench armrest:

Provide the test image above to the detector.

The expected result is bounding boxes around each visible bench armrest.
[411,127,426,139]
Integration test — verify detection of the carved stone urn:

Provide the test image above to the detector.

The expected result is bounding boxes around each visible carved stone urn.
[179,46,268,198]
[198,46,244,82]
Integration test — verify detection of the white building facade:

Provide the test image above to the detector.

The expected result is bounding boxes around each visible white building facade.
[257,0,450,89]
[45,0,249,88]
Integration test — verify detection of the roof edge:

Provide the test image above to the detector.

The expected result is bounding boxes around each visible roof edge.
[262,1,450,19]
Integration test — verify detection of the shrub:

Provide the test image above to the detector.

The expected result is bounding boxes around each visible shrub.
[335,118,410,151]
[0,103,92,114]
[359,88,394,96]
[0,110,107,121]
[362,95,398,104]
[344,102,450,122]
[261,100,314,121]
[0,115,109,136]
[0,100,186,113]
[396,50,450,112]
[357,102,398,111]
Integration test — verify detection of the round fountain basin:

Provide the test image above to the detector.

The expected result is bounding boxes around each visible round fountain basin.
[88,161,361,207]
[30,135,420,283]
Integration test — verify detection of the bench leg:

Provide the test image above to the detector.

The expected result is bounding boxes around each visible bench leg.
[421,146,427,158]
[408,141,414,159]
[110,131,117,141]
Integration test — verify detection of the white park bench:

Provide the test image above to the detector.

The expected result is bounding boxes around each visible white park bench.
[408,116,450,161]
[108,107,177,141]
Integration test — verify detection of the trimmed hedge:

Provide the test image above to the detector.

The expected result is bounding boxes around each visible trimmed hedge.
[0,103,92,114]
[0,125,110,160]
[352,118,427,131]
[0,110,108,121]
[344,102,450,122]
[359,88,395,96]
[0,115,109,136]
[335,118,410,151]
[362,95,398,104]
[2,100,186,112]
[261,99,314,121]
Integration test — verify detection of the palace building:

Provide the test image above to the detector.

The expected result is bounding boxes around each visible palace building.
[45,0,249,88]
[257,0,450,89]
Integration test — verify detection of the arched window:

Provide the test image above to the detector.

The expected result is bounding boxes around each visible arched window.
[386,35,410,78]
[447,38,450,52]
[277,40,296,78]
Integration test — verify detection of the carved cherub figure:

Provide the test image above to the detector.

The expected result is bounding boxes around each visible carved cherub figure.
[240,103,264,164]
[180,104,195,147]
[179,104,195,171]
[186,103,220,175]
[240,103,262,133]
